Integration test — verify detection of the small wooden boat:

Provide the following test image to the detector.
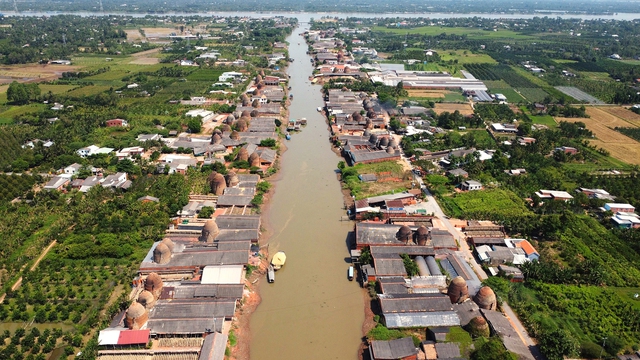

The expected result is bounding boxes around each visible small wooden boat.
[289,93,293,99]
[267,265,275,283]
[271,251,286,270]
[348,266,354,281]
[317,107,322,112]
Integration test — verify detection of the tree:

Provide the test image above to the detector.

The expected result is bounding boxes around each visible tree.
[400,254,419,276]
[539,329,578,360]
[187,118,202,133]
[7,82,29,104]
[198,206,214,219]
[259,138,276,147]
[471,338,517,360]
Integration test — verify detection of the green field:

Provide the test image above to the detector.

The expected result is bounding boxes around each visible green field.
[39,84,78,94]
[186,69,225,82]
[528,114,557,127]
[84,70,130,81]
[439,50,497,64]
[0,103,47,123]
[493,88,525,103]
[67,85,114,97]
[449,188,531,219]
[373,26,533,40]
[517,87,549,102]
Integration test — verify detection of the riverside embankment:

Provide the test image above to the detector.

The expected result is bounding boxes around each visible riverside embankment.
[248,25,365,360]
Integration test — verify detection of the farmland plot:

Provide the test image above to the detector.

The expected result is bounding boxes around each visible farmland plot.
[555,86,604,104]
[557,107,640,165]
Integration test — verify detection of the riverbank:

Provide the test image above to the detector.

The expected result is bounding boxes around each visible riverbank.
[227,86,292,360]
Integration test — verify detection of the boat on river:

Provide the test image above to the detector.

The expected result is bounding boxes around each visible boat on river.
[267,265,275,283]
[271,251,286,270]
[285,132,291,140]
[348,266,354,281]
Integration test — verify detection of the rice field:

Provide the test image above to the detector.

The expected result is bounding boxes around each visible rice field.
[556,107,640,165]
[600,106,640,126]
[434,103,474,115]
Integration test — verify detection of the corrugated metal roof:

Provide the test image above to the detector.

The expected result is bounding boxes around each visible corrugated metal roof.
[98,330,120,345]
[199,332,228,360]
[201,265,244,284]
[370,337,418,359]
[436,343,461,358]
[380,296,453,313]
[383,311,460,328]
[374,258,407,277]
[217,216,261,229]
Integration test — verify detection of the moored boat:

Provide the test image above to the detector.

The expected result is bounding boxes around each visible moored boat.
[267,265,275,283]
[285,132,291,140]
[348,266,354,281]
[271,251,286,270]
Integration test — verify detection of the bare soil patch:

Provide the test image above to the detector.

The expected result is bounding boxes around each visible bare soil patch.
[142,27,178,39]
[433,103,474,115]
[406,89,450,98]
[125,29,145,42]
[0,63,79,83]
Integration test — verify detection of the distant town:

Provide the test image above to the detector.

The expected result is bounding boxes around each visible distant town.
[0,7,639,360]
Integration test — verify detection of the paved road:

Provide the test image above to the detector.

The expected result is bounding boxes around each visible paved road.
[400,154,545,360]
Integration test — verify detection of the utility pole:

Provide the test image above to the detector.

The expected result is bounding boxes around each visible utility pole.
[13,0,18,13]
[599,337,607,359]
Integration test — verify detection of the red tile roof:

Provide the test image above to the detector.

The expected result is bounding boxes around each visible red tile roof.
[515,240,538,256]
[117,330,150,345]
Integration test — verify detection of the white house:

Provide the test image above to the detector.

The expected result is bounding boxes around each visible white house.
[101,172,129,188]
[77,145,100,158]
[218,71,243,82]
[461,180,482,191]
[185,109,215,122]
[115,147,145,160]
[127,83,139,89]
[198,52,221,59]
[64,163,83,175]
[137,134,162,142]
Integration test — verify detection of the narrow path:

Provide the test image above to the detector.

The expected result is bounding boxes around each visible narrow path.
[30,240,56,271]
[405,159,543,359]
[0,240,57,303]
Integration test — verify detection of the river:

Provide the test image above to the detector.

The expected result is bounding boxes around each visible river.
[3,10,640,21]
[248,26,365,360]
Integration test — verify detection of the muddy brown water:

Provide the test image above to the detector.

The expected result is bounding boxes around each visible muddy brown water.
[248,26,365,360]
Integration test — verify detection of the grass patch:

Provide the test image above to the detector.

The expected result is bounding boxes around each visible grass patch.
[39,84,78,94]
[439,50,497,64]
[528,114,557,127]
[490,88,525,103]
[84,70,130,81]
[367,324,405,341]
[341,160,412,200]
[442,92,467,102]
[185,69,225,82]
[0,103,47,123]
[450,188,531,219]
[67,85,113,97]
[517,87,549,102]
[445,327,474,356]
